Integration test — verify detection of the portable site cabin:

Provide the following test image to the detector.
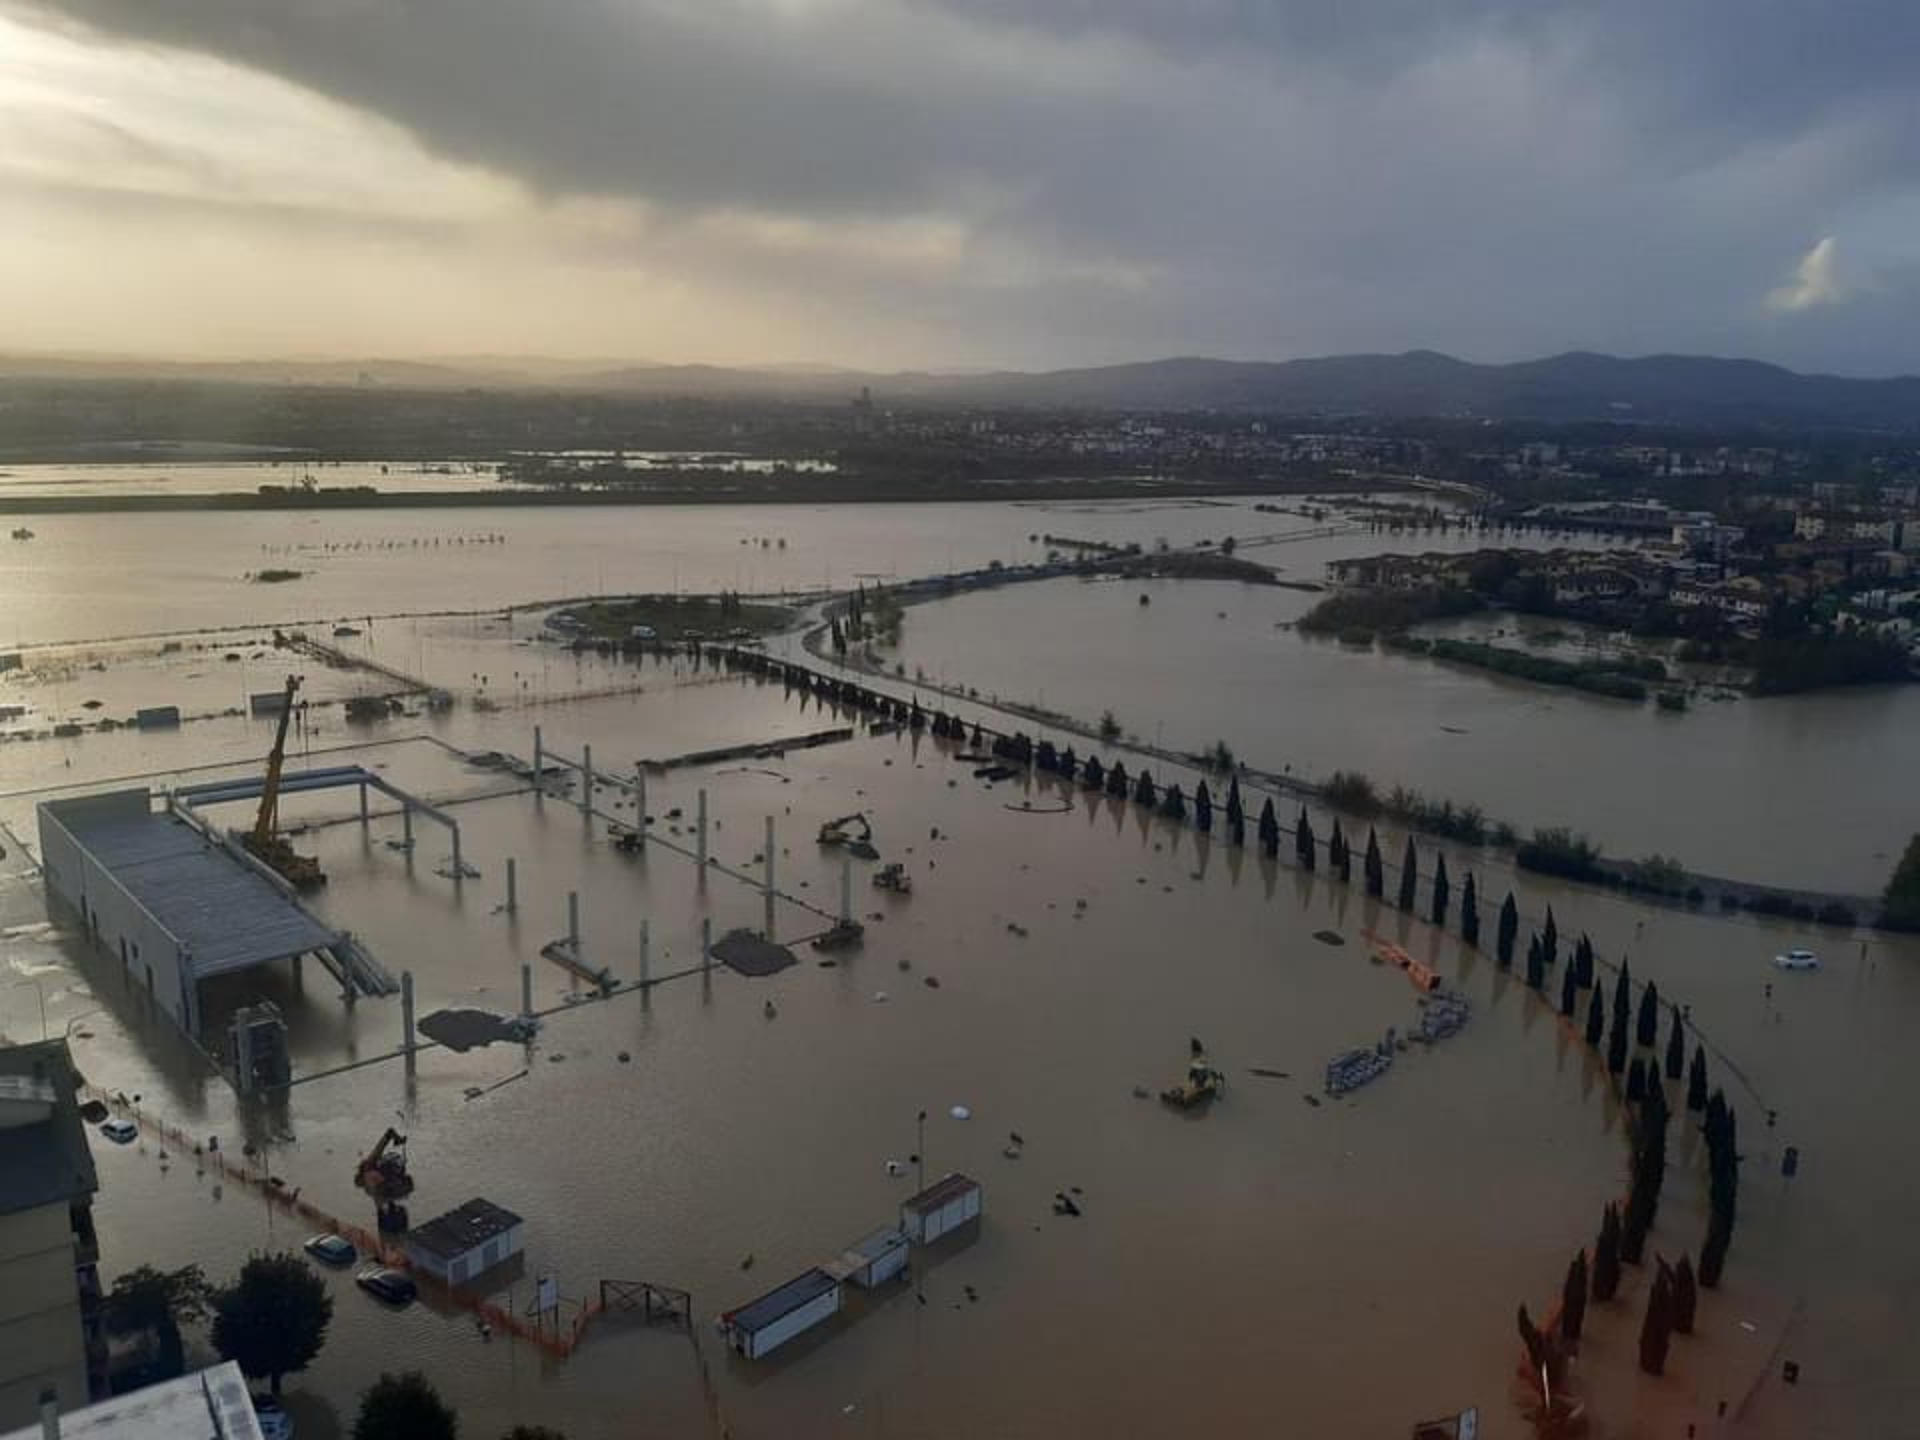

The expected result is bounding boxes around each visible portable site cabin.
[403,1197,525,1287]
[831,1227,910,1289]
[723,1268,842,1359]
[899,1172,982,1245]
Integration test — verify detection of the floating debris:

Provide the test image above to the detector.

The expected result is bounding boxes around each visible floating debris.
[1414,990,1472,1043]
[1324,1031,1396,1095]
[1312,930,1345,946]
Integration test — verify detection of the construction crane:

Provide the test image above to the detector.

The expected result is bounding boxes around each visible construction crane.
[353,1127,415,1233]
[242,674,325,890]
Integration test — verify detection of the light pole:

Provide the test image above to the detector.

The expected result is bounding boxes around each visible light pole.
[915,1109,927,1193]
[7,979,46,1042]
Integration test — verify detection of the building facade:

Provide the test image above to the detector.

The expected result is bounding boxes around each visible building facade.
[0,1041,105,1430]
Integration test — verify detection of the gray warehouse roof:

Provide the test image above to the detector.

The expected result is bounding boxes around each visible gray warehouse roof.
[406,1197,524,1261]
[45,799,338,980]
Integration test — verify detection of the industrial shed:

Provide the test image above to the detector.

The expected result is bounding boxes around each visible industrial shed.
[403,1198,525,1287]
[899,1173,983,1245]
[829,1227,910,1290]
[723,1268,841,1360]
[36,790,354,1037]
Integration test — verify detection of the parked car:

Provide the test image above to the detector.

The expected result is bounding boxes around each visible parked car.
[303,1233,357,1267]
[98,1118,138,1144]
[1773,948,1820,971]
[355,1266,417,1306]
[252,1395,294,1440]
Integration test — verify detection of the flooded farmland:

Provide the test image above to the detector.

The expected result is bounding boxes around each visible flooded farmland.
[1,497,1916,1439]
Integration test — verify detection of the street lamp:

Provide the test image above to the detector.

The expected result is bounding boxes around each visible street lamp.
[914,1109,927,1192]
[7,979,46,1042]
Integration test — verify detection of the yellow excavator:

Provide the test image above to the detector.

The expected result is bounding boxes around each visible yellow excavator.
[243,674,325,890]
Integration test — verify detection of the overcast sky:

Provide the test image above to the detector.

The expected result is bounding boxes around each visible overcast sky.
[4,0,1918,373]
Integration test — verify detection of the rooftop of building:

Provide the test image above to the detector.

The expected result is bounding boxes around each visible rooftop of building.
[726,1267,838,1334]
[405,1197,524,1261]
[0,1039,97,1217]
[0,1361,262,1440]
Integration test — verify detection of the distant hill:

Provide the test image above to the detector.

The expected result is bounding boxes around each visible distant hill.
[5,348,1918,428]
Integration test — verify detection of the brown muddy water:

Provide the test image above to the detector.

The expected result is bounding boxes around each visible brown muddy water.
[0,500,1914,1437]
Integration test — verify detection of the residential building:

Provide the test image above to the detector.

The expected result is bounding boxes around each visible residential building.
[0,1041,105,1429]
[0,1361,263,1440]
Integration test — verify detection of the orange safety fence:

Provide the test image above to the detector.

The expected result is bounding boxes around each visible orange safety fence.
[84,1085,583,1359]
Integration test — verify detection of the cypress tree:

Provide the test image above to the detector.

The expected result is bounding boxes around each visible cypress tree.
[1560,1250,1589,1344]
[1330,822,1352,884]
[1574,934,1595,987]
[1430,853,1451,926]
[1461,873,1480,946]
[1296,809,1316,869]
[1592,1204,1622,1301]
[1259,798,1280,856]
[1496,893,1518,967]
[1639,1265,1674,1375]
[1225,776,1244,833]
[1637,980,1661,1048]
[1700,1212,1732,1288]
[1194,781,1213,833]
[1161,784,1187,821]
[1686,1044,1708,1111]
[1525,934,1545,989]
[1106,761,1128,798]
[1626,1057,1646,1103]
[1613,960,1633,1028]
[1665,1005,1686,1080]
[1364,828,1384,897]
[1559,962,1578,1017]
[1058,745,1077,779]
[1397,836,1418,911]
[1623,1083,1669,1265]
[1585,986,1605,1046]
[1672,1255,1697,1335]
[1083,754,1105,789]
[1542,907,1559,969]
[1134,770,1156,807]
[1607,1003,1629,1074]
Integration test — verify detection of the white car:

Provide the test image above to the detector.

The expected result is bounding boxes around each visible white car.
[98,1118,138,1144]
[1773,949,1820,971]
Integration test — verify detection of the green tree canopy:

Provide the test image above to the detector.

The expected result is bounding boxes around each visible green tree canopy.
[1884,833,1920,930]
[354,1372,458,1440]
[213,1253,333,1396]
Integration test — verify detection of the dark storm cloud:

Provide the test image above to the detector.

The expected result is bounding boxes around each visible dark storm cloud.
[16,0,1920,370]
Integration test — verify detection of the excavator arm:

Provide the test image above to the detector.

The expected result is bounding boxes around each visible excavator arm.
[251,674,301,847]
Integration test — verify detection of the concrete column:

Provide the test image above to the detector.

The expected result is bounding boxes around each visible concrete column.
[702,917,713,978]
[581,743,594,823]
[634,769,647,852]
[401,971,416,1060]
[764,815,777,939]
[505,857,518,913]
[533,726,544,807]
[521,963,534,1019]
[359,781,369,827]
[639,918,651,988]
[402,804,414,847]
[451,824,463,884]
[841,856,853,926]
[568,890,581,958]
[697,789,709,870]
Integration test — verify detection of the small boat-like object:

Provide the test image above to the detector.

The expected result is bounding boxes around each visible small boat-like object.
[1161,1042,1225,1108]
[10,527,33,541]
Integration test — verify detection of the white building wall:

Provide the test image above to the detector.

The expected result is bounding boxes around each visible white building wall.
[743,1288,840,1359]
[36,799,195,1033]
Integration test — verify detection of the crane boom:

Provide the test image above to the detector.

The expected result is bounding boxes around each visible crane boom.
[252,674,300,847]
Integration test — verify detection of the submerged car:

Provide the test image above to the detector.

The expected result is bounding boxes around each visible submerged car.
[355,1266,417,1305]
[303,1233,357,1267]
[98,1118,138,1144]
[252,1396,294,1440]
[1773,948,1820,971]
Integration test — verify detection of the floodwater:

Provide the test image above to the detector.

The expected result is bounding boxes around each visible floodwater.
[0,499,1916,1438]
[885,575,1920,895]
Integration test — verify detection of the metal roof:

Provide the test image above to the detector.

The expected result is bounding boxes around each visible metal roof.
[726,1268,839,1334]
[843,1227,908,1264]
[901,1172,981,1215]
[0,1361,263,1440]
[0,1039,97,1217]
[406,1197,524,1261]
[45,799,338,980]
